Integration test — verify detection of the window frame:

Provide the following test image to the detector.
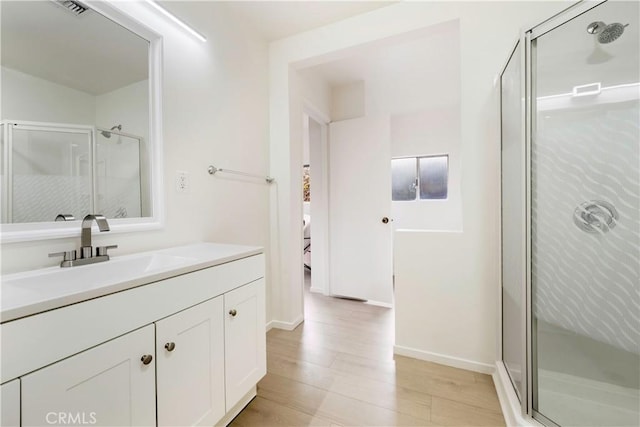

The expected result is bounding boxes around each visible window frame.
[391,154,449,202]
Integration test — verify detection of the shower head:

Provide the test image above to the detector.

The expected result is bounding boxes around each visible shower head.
[598,23,628,44]
[587,21,628,44]
[100,124,122,138]
[587,21,606,34]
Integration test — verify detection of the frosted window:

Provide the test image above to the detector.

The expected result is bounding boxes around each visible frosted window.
[391,158,417,201]
[419,156,448,199]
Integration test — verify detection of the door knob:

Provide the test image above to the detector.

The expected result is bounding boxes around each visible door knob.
[229,309,237,317]
[164,342,176,352]
[382,217,389,224]
[140,354,153,365]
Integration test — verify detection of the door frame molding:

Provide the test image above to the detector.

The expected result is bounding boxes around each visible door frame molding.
[302,102,331,297]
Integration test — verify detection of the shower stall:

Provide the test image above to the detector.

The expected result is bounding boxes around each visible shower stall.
[499,1,639,426]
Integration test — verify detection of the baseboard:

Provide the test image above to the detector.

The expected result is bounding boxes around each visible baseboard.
[493,362,540,427]
[393,345,495,374]
[365,299,393,308]
[309,286,325,294]
[215,386,256,426]
[267,315,304,331]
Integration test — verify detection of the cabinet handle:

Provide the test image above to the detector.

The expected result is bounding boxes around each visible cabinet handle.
[229,309,237,317]
[141,354,153,365]
[164,342,176,352]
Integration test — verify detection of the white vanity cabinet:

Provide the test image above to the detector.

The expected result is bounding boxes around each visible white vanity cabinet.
[224,280,267,410]
[1,245,266,427]
[21,325,156,427]
[0,379,20,427]
[156,296,225,426]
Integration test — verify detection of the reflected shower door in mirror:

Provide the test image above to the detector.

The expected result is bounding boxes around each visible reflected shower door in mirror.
[0,0,153,225]
[532,1,640,426]
[0,122,150,224]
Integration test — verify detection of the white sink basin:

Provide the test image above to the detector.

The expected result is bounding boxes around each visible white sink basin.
[1,242,263,322]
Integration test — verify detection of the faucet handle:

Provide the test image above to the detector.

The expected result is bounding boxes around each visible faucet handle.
[48,250,77,262]
[96,245,118,257]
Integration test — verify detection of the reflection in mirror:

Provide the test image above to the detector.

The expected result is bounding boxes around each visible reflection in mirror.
[1,0,151,224]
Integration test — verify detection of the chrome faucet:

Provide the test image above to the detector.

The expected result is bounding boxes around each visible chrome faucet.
[49,214,118,267]
[80,214,110,259]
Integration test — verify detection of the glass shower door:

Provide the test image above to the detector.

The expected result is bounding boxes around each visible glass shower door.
[531,1,640,425]
[501,41,525,402]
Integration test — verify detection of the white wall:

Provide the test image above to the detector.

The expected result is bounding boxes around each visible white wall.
[269,1,567,367]
[95,79,149,144]
[1,2,271,320]
[331,81,365,121]
[1,66,96,125]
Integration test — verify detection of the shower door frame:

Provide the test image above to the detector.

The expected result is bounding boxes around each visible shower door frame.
[499,0,610,426]
[1,120,95,224]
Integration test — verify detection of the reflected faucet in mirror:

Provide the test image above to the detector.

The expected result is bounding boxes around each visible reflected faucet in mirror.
[49,214,118,268]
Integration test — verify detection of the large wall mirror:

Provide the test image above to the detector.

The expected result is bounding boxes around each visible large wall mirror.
[1,0,163,242]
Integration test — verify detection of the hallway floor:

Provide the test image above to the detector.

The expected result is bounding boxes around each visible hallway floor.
[230,272,506,426]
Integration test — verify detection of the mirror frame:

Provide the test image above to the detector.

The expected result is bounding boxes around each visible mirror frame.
[1,1,164,243]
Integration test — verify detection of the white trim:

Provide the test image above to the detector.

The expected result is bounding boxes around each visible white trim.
[302,104,331,297]
[1,2,165,244]
[365,299,393,309]
[393,345,495,374]
[303,100,330,125]
[494,362,543,427]
[268,315,304,331]
[308,286,325,294]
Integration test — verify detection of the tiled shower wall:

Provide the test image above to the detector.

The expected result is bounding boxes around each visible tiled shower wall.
[532,101,640,354]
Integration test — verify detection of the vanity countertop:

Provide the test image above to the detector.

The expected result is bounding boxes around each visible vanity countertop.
[0,242,263,323]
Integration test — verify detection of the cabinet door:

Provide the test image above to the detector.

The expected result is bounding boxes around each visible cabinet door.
[22,325,155,427]
[224,279,266,409]
[0,379,20,427]
[156,297,225,426]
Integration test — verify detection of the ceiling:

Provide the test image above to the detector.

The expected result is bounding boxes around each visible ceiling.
[1,1,395,96]
[1,1,148,96]
[212,1,396,42]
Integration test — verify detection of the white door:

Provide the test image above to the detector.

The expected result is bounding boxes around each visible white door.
[329,116,393,305]
[224,279,266,410]
[21,325,156,427]
[156,296,225,427]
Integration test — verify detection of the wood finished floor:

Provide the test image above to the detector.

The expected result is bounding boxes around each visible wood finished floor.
[230,273,506,427]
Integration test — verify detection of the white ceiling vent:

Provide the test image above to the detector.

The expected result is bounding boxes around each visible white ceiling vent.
[51,0,89,17]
